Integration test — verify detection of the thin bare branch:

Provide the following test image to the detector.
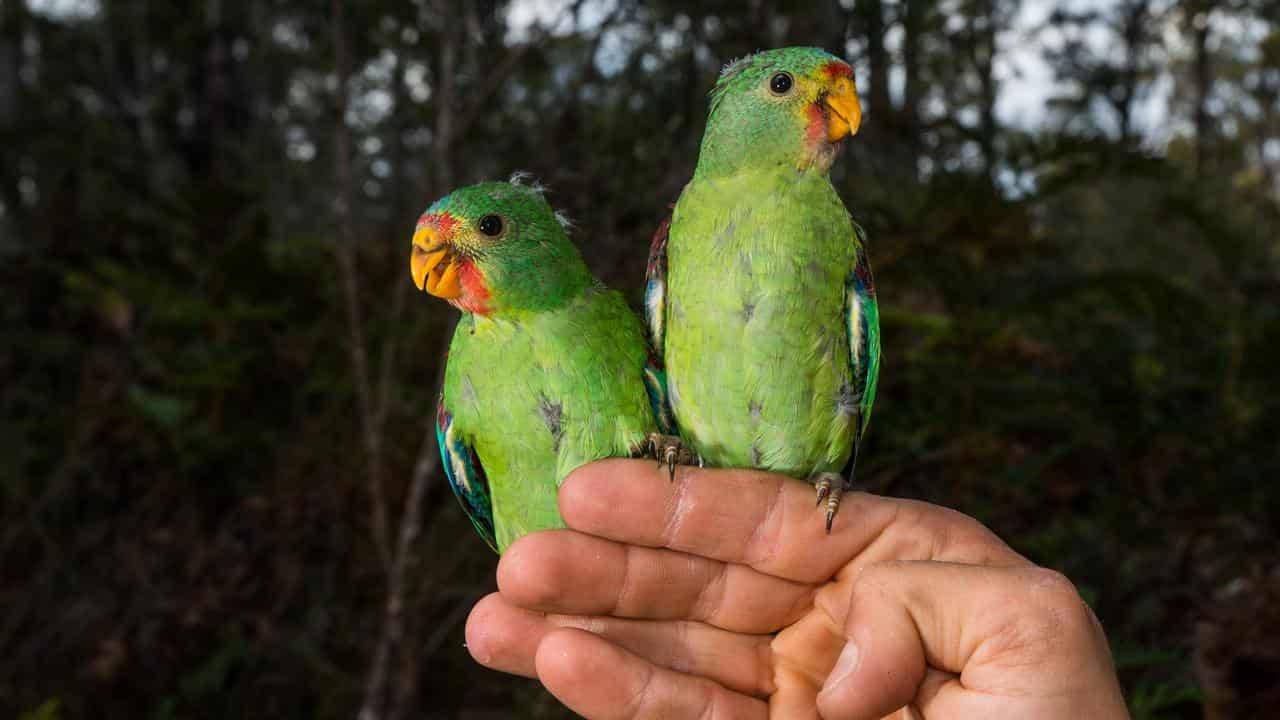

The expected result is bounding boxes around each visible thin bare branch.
[329,0,392,574]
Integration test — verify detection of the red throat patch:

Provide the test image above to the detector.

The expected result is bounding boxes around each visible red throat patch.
[805,103,827,147]
[453,261,492,315]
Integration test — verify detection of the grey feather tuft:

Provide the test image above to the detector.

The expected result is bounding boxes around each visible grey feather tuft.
[719,54,753,80]
[508,170,547,196]
[709,52,760,109]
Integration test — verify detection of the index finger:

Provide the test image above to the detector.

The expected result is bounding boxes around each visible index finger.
[561,459,1028,584]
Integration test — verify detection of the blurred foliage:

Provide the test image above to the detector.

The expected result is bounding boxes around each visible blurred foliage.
[2,0,1279,718]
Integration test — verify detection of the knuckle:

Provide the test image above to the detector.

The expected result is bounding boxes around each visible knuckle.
[742,477,787,567]
[659,472,693,546]
[846,560,905,618]
[625,662,659,720]
[690,562,729,624]
[853,559,905,589]
[927,505,1005,555]
[665,621,693,673]
[753,640,777,697]
[694,683,719,720]
[1027,568,1087,614]
[612,547,639,614]
[990,568,1093,661]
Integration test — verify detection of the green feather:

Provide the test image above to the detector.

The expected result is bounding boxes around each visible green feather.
[666,170,860,476]
[656,47,881,485]
[426,179,660,552]
[443,286,656,551]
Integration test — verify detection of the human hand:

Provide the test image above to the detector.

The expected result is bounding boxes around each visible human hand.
[465,459,1129,719]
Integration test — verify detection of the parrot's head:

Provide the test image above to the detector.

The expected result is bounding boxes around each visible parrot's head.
[410,176,592,316]
[696,47,860,178]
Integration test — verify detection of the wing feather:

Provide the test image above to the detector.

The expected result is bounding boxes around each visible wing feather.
[644,212,671,356]
[641,209,680,436]
[642,348,677,436]
[436,395,497,552]
[845,223,881,475]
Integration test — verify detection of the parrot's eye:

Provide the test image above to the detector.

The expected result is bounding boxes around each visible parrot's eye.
[768,72,794,96]
[478,215,504,237]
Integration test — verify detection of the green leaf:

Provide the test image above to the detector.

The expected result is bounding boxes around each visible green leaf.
[127,385,192,430]
[18,698,62,720]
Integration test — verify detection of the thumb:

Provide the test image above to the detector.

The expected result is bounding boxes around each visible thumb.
[815,561,1125,720]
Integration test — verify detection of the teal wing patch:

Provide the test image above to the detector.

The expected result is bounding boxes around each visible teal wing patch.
[436,395,497,552]
[642,348,677,436]
[642,211,678,435]
[644,211,670,356]
[846,223,881,466]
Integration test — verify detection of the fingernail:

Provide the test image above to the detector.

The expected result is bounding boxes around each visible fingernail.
[821,641,860,695]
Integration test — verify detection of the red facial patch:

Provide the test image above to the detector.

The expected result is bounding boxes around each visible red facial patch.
[822,61,854,79]
[453,261,492,315]
[416,211,461,239]
[805,103,827,147]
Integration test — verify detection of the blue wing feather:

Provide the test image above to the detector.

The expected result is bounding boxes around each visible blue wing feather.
[642,348,677,436]
[436,396,497,552]
[642,211,678,435]
[844,223,881,475]
[644,211,671,356]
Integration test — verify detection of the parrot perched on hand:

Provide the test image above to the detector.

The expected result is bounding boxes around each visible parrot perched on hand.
[646,47,880,531]
[412,177,687,553]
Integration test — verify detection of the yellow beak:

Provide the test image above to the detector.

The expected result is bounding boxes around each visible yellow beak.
[410,226,463,299]
[823,76,862,142]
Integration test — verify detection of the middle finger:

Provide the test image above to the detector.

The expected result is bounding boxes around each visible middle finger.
[499,529,815,634]
[466,592,777,698]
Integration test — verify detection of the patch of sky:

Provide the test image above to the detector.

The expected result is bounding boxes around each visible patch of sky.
[25,0,98,21]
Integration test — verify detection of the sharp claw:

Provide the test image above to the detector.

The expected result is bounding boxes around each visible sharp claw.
[815,474,844,533]
[814,476,832,507]
[647,434,694,481]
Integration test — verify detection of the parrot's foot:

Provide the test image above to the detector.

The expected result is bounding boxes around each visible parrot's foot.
[811,472,848,534]
[645,433,700,482]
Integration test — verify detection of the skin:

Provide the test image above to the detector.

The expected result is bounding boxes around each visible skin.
[465,460,1131,719]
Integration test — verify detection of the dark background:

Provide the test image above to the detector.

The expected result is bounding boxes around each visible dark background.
[3,0,1279,718]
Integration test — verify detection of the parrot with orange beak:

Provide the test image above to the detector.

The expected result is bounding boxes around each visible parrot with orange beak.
[414,177,687,552]
[646,47,881,531]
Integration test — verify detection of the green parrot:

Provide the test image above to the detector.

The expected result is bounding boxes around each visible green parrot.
[646,47,880,531]
[412,177,685,552]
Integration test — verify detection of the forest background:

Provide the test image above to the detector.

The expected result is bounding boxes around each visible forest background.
[4,0,1279,717]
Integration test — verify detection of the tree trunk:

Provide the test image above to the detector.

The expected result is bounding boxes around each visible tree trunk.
[901,0,927,178]
[1190,4,1213,176]
[1115,0,1151,144]
[432,2,456,193]
[973,0,999,180]
[855,0,891,122]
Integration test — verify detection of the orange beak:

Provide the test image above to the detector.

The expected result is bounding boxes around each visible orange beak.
[823,75,862,142]
[410,225,463,299]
